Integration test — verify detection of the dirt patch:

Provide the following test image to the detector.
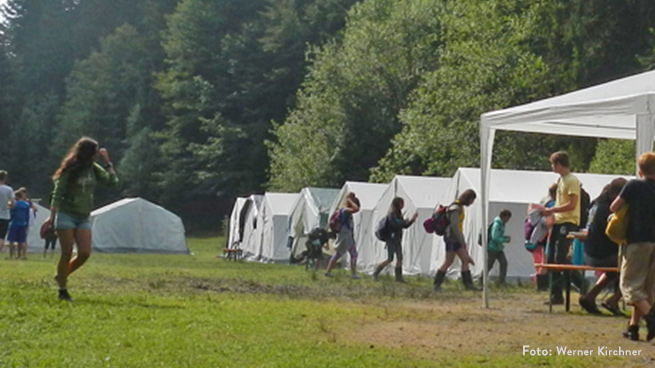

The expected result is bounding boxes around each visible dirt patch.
[345,294,655,365]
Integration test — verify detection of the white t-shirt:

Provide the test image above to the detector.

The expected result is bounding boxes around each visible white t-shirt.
[0,184,14,220]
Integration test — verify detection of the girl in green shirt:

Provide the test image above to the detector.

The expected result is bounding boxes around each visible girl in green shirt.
[45,137,118,301]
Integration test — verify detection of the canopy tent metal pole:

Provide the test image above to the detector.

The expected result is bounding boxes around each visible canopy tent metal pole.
[479,125,496,308]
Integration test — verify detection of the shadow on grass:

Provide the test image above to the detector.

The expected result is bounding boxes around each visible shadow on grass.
[73,298,186,310]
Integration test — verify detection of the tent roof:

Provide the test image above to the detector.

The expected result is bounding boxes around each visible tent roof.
[481,69,655,139]
[91,197,140,216]
[305,187,339,212]
[455,167,629,203]
[394,175,451,208]
[339,182,387,210]
[263,193,298,215]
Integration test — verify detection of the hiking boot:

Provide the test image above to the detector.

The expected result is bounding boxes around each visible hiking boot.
[372,265,384,281]
[394,268,406,283]
[324,272,333,278]
[433,270,446,292]
[351,274,360,280]
[543,295,564,305]
[623,325,639,341]
[644,306,655,341]
[461,270,480,291]
[58,289,73,302]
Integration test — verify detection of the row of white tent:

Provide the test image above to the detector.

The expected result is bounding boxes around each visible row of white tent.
[18,197,188,254]
[228,168,627,280]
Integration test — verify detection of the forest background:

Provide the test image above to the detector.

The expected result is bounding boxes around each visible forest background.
[1,0,653,231]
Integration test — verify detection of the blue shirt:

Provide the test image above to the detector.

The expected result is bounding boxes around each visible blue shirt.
[9,200,31,228]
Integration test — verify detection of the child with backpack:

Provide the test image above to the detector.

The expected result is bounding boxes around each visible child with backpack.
[433,189,478,291]
[486,209,512,285]
[325,192,360,279]
[372,197,418,282]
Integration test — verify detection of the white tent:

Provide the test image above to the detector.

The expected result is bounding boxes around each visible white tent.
[288,187,339,260]
[430,168,628,280]
[479,69,655,305]
[250,192,298,263]
[371,175,451,275]
[329,181,387,272]
[226,197,247,250]
[239,195,264,259]
[90,198,188,254]
[26,203,51,253]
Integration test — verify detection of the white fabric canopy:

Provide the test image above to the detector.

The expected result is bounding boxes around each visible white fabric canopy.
[90,198,188,254]
[226,197,247,250]
[479,69,655,306]
[431,168,629,280]
[250,192,298,263]
[371,175,451,275]
[329,181,387,273]
[239,195,264,259]
[26,203,51,253]
[288,187,339,259]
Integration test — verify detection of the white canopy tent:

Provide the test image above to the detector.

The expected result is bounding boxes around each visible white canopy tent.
[329,181,387,273]
[226,197,247,250]
[430,168,628,280]
[90,198,188,254]
[479,69,655,306]
[371,175,451,275]
[239,195,264,259]
[26,203,51,253]
[288,187,339,260]
[250,192,298,263]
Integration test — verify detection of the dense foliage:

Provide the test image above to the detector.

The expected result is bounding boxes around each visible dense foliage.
[1,0,654,229]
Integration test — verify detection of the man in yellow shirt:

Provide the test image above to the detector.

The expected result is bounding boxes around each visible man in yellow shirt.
[542,151,581,305]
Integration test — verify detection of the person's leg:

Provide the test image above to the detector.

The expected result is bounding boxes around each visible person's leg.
[56,229,75,289]
[394,246,405,283]
[18,242,27,259]
[374,244,394,279]
[67,229,91,275]
[434,252,456,291]
[455,246,472,272]
[325,252,342,275]
[487,251,497,275]
[498,251,508,284]
[348,246,358,278]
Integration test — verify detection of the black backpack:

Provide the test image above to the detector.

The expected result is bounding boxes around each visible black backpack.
[477,222,493,245]
[375,215,391,242]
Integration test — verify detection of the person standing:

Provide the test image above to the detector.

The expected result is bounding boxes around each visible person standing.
[44,137,119,301]
[433,189,478,291]
[7,190,31,260]
[486,209,512,285]
[541,151,581,305]
[325,192,360,279]
[0,171,15,256]
[372,197,418,283]
[610,152,655,341]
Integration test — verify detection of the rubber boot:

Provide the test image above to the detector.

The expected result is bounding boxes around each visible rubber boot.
[536,274,549,292]
[433,270,446,292]
[395,267,406,283]
[372,264,384,281]
[461,270,480,291]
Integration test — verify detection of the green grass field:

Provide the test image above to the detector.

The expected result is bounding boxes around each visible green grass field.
[0,237,652,367]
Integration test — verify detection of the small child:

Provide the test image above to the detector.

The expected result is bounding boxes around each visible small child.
[7,190,31,260]
[486,209,512,285]
[41,221,58,258]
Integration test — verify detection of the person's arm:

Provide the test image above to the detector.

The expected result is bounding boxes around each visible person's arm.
[95,148,119,186]
[610,196,625,213]
[388,212,406,230]
[489,222,506,244]
[46,172,69,224]
[343,198,359,214]
[403,212,419,228]
[542,193,578,216]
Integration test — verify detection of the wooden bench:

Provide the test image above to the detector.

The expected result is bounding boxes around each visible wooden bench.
[535,264,619,313]
[223,248,243,261]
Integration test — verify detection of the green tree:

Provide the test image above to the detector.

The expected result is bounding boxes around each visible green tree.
[268,0,445,191]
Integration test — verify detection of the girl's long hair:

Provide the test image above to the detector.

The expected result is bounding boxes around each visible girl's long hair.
[53,137,99,182]
[389,197,404,216]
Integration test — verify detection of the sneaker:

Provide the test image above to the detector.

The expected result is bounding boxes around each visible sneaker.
[543,296,564,306]
[324,272,333,278]
[58,289,73,302]
[351,274,360,280]
[433,284,442,293]
[623,325,639,341]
